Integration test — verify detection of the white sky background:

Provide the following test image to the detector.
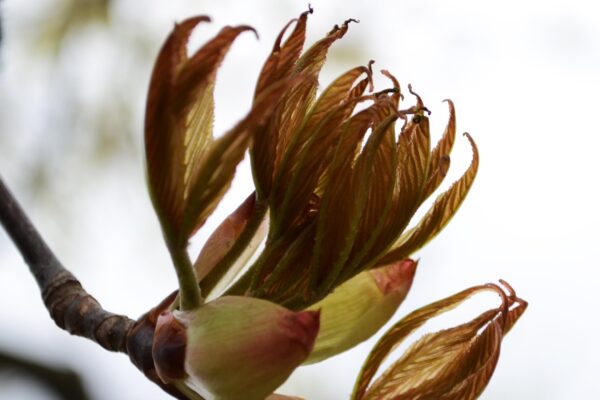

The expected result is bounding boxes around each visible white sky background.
[1,0,599,399]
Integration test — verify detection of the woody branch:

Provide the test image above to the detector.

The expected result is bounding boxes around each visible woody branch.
[0,175,191,399]
[0,175,135,352]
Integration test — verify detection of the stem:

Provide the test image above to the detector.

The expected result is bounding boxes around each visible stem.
[154,199,201,310]
[0,174,193,399]
[168,243,201,311]
[0,175,134,352]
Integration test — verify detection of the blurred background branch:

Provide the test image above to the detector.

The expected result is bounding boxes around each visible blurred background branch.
[0,349,90,400]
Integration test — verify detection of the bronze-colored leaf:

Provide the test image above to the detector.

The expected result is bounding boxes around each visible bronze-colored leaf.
[269,98,362,236]
[432,321,503,399]
[145,16,211,240]
[310,65,373,197]
[420,100,456,201]
[377,133,479,266]
[398,113,432,210]
[269,66,373,236]
[251,74,320,200]
[429,100,456,168]
[348,109,432,275]
[308,103,382,289]
[172,25,257,117]
[180,79,294,239]
[233,219,310,297]
[306,64,373,125]
[352,281,527,400]
[251,17,356,200]
[255,8,311,96]
[294,18,355,75]
[380,69,402,108]
[311,106,399,295]
[343,101,400,277]
[352,285,489,398]
[363,311,500,399]
[145,18,258,245]
[421,154,451,203]
[253,221,318,305]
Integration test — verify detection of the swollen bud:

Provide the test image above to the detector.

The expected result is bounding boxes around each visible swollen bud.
[304,259,417,364]
[169,296,320,400]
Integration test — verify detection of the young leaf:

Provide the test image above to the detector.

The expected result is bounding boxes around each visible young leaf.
[179,78,294,240]
[145,16,212,241]
[343,101,400,276]
[420,100,457,201]
[363,311,501,399]
[270,85,373,237]
[311,105,398,295]
[351,281,527,400]
[377,133,479,266]
[251,16,356,200]
[255,8,311,97]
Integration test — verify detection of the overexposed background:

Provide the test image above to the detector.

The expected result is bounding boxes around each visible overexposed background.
[1,0,598,399]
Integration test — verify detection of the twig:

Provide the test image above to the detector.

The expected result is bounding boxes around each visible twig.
[0,174,191,399]
[0,175,135,352]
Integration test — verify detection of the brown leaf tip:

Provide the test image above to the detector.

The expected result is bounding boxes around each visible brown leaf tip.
[442,98,455,107]
[176,15,212,29]
[366,60,375,91]
[484,279,528,330]
[498,279,528,309]
[238,24,259,40]
[381,69,403,99]
[374,87,401,98]
[407,84,432,116]
[463,132,479,158]
[328,17,359,36]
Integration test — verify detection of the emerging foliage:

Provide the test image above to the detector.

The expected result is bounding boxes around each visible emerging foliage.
[145,17,292,247]
[139,8,526,400]
[219,16,480,310]
[352,281,527,400]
